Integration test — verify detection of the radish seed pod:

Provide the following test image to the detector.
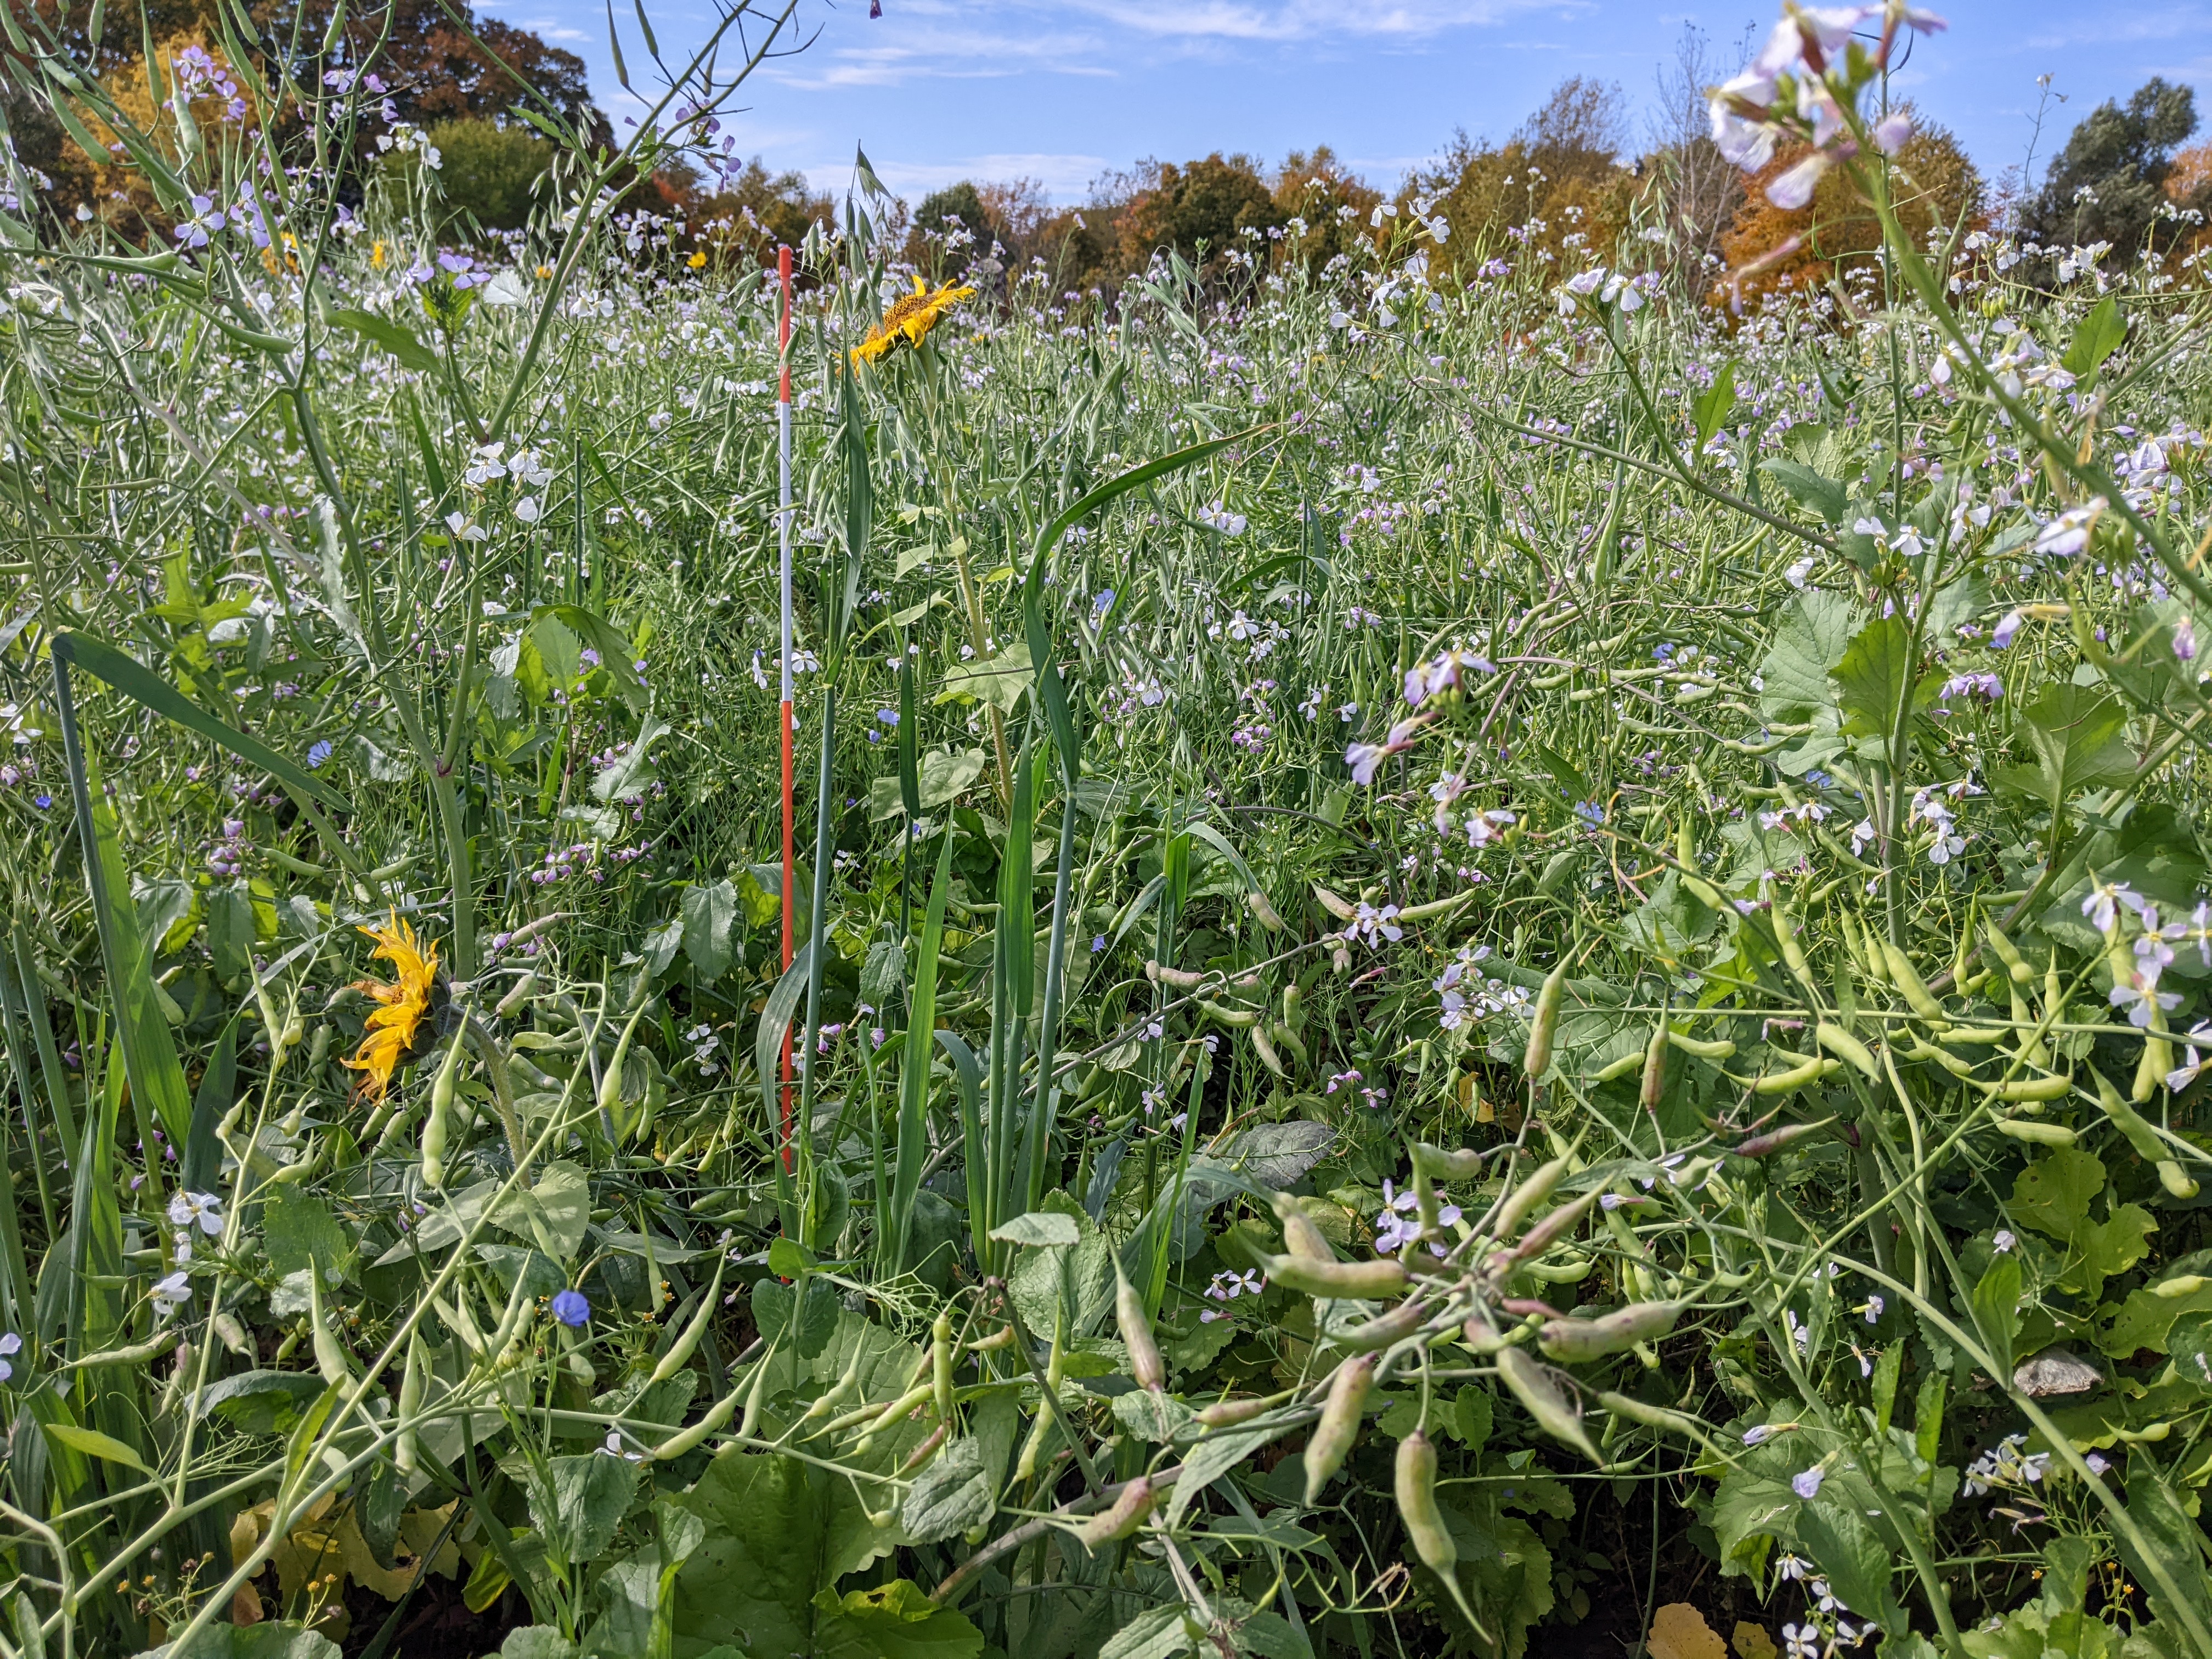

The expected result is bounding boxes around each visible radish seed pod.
[1304,1354,1375,1503]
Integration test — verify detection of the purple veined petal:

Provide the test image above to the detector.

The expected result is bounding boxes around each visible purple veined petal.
[1871,112,1914,155]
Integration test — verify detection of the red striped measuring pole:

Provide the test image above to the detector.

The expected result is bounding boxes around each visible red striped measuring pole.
[777,244,796,1172]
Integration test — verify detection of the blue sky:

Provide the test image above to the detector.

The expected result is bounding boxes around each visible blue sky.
[479,1,2212,203]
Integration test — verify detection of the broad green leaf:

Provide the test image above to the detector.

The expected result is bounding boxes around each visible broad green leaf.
[1796,1496,1899,1629]
[2012,1149,2104,1244]
[494,1630,579,1659]
[1997,684,2135,807]
[42,1421,150,1474]
[326,307,442,374]
[1757,591,1860,726]
[1832,617,1915,741]
[491,1161,592,1262]
[134,1622,345,1659]
[939,639,1031,713]
[2170,1312,2212,1392]
[524,1452,640,1569]
[990,1210,1079,1248]
[1693,361,1739,449]
[814,1581,983,1659]
[680,879,739,981]
[1971,1255,2024,1378]
[674,1450,899,1656]
[206,883,257,979]
[262,1185,354,1283]
[2114,1459,2212,1642]
[1096,1605,1193,1659]
[591,712,669,802]
[1758,456,1847,523]
[2061,296,2126,379]
[899,1436,993,1544]
[870,748,987,821]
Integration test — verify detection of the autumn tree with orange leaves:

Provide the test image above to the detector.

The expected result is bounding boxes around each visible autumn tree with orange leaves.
[1715,108,1982,316]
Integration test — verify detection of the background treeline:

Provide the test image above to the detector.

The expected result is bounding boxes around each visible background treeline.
[7,7,2210,303]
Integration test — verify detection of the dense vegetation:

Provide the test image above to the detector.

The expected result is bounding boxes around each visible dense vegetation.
[0,4,2209,1658]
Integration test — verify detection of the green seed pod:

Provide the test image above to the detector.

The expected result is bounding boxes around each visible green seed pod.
[932,1309,957,1419]
[2045,953,2068,1027]
[1773,906,1811,979]
[1537,1301,1685,1363]
[1483,1147,1575,1245]
[1508,1188,1602,1262]
[307,1271,351,1390]
[396,1330,426,1476]
[1115,1262,1165,1391]
[1304,1354,1375,1503]
[1195,1392,1281,1428]
[1663,1029,1735,1060]
[1414,1143,1488,1181]
[1881,941,1947,1022]
[494,971,539,1019]
[2134,1029,2174,1105]
[1329,1298,1429,1352]
[1596,1390,1716,1451]
[1266,1253,1409,1299]
[600,1005,649,1134]
[306,1023,331,1076]
[1524,962,1568,1081]
[1069,1476,1158,1548]
[1994,1118,2077,1147]
[2150,1274,2209,1300]
[1494,1345,1600,1463]
[1731,1119,1833,1159]
[738,1351,778,1440]
[898,1421,950,1477]
[2092,1068,2166,1163]
[650,1255,728,1386]
[2159,1161,2200,1199]
[1980,1072,2072,1103]
[1814,1022,1878,1080]
[1753,1055,1841,1093]
[651,1384,741,1461]
[1395,1429,1457,1578]
[1014,1327,1067,1481]
[421,1026,465,1190]
[1638,1024,1668,1113]
[1272,1198,1336,1263]
[1986,921,2033,985]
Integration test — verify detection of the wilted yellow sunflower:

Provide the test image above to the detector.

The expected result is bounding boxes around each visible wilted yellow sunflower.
[343,912,440,1102]
[851,276,975,365]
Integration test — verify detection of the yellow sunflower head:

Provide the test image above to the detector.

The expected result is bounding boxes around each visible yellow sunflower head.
[342,911,442,1102]
[851,275,976,365]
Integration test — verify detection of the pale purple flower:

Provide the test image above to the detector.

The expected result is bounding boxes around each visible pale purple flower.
[1792,1464,1826,1500]
[1871,112,1914,154]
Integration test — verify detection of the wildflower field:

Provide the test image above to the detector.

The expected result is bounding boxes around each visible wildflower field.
[3,2,2212,1656]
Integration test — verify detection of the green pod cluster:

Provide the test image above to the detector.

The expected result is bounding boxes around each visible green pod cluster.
[421,1024,466,1190]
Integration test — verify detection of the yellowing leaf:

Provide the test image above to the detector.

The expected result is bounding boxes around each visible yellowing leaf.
[1646,1602,1726,1659]
[1733,1623,1780,1659]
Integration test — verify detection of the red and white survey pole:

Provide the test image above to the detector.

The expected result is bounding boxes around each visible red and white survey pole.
[776,244,796,1171]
